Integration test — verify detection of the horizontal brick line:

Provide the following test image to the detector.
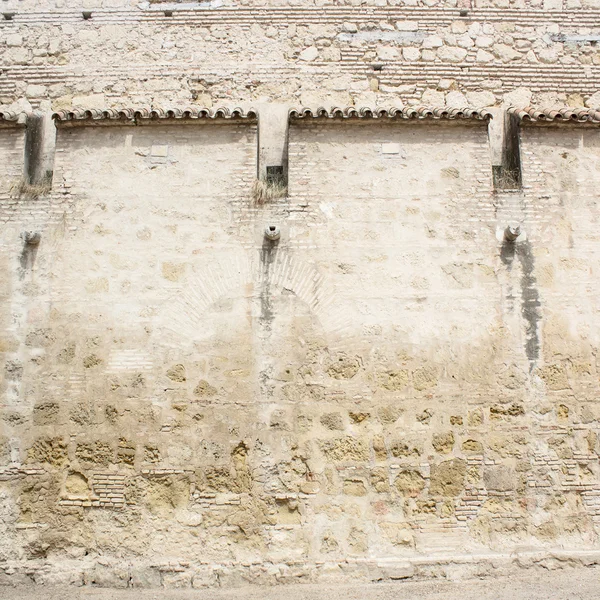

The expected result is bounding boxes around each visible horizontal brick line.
[3,7,600,27]
[2,65,599,77]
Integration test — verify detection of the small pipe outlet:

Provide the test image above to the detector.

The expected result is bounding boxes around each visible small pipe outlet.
[504,223,521,242]
[264,225,280,241]
[82,10,92,19]
[22,231,41,245]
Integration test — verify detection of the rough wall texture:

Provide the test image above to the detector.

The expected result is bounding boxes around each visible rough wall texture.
[3,113,600,587]
[3,0,600,590]
[0,126,25,198]
[2,3,600,112]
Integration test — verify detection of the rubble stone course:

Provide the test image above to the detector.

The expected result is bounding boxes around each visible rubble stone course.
[2,3,600,111]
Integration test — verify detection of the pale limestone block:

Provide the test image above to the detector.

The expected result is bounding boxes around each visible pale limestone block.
[77,29,98,43]
[567,93,585,107]
[476,36,494,48]
[25,84,47,98]
[450,20,468,34]
[468,22,482,37]
[437,79,455,91]
[503,86,533,106]
[538,46,560,64]
[445,90,468,108]
[457,34,475,48]
[437,46,468,63]
[537,92,562,108]
[526,50,539,63]
[72,93,106,109]
[422,35,443,48]
[327,75,353,92]
[377,46,400,60]
[466,90,496,106]
[322,46,341,61]
[493,43,522,61]
[402,47,420,61]
[421,88,445,105]
[298,46,318,61]
[585,90,600,108]
[6,34,23,47]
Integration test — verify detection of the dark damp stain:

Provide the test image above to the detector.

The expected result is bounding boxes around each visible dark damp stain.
[500,238,516,312]
[516,240,541,369]
[19,240,39,279]
[259,237,278,328]
[501,236,541,369]
[500,237,515,270]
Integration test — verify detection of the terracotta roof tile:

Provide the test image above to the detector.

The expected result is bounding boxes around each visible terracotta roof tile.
[0,111,25,126]
[508,106,600,123]
[52,107,257,124]
[289,106,493,121]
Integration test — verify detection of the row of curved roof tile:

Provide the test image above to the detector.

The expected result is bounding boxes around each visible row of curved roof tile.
[51,107,258,122]
[288,106,493,120]
[50,106,493,123]
[0,111,22,123]
[508,107,600,123]
[292,106,600,122]
[4,106,596,124]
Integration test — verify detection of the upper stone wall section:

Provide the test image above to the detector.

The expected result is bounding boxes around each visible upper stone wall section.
[1,4,600,111]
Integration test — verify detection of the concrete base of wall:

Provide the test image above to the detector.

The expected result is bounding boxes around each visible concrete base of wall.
[2,563,600,599]
[2,550,600,590]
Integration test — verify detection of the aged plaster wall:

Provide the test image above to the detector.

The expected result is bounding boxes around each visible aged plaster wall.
[2,4,600,113]
[0,125,25,196]
[1,0,600,589]
[0,120,260,586]
[0,123,26,438]
[519,124,600,407]
[2,114,600,587]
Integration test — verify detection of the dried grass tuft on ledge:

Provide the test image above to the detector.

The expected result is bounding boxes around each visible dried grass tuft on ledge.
[251,178,287,204]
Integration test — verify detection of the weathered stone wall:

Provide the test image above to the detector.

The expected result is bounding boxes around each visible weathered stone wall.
[519,123,600,420]
[3,0,600,588]
[2,4,600,112]
[0,123,26,454]
[285,119,598,555]
[2,114,600,587]
[0,120,260,586]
